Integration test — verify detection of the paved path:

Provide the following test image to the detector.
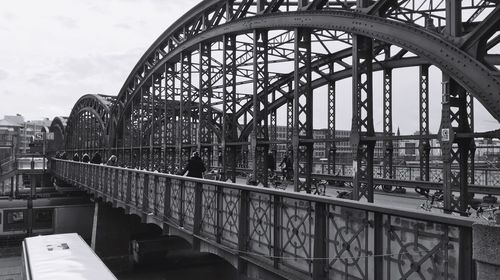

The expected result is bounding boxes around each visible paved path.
[233,177,427,211]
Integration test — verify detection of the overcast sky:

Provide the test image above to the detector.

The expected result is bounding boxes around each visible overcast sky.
[0,0,498,135]
[0,0,199,119]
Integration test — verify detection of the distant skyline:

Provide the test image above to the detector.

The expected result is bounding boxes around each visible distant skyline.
[0,0,498,135]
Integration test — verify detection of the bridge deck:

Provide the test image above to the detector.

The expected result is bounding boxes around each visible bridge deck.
[51,159,474,280]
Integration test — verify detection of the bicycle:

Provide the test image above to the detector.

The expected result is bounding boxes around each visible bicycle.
[476,205,500,222]
[309,179,327,195]
[269,170,292,190]
[417,190,484,217]
[205,168,222,181]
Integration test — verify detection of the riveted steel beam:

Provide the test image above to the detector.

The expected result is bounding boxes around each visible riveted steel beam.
[419,64,431,182]
[179,52,193,169]
[222,34,238,182]
[164,63,177,173]
[440,1,474,215]
[252,29,270,186]
[326,62,336,175]
[351,33,375,202]
[293,27,313,193]
[382,46,393,189]
[198,42,213,169]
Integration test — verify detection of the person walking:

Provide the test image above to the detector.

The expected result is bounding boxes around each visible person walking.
[91,152,102,164]
[267,152,276,172]
[181,152,206,178]
[82,153,90,163]
[279,153,293,180]
[106,155,117,166]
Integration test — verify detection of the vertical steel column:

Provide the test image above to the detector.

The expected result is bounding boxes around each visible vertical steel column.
[139,88,145,169]
[131,99,137,168]
[148,81,154,170]
[198,42,213,169]
[270,90,277,160]
[164,63,177,173]
[441,78,472,214]
[382,47,393,189]
[293,27,313,193]
[222,34,238,182]
[419,65,431,182]
[441,0,472,214]
[152,73,163,171]
[467,93,475,185]
[252,29,269,186]
[351,1,375,202]
[125,103,130,166]
[179,52,193,170]
[286,81,293,153]
[327,62,336,175]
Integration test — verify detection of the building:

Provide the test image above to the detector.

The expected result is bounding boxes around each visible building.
[0,115,52,196]
[0,115,52,157]
[269,126,389,173]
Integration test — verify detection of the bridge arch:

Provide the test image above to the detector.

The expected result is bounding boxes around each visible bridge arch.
[103,8,500,181]
[46,116,67,154]
[117,12,500,120]
[65,94,114,159]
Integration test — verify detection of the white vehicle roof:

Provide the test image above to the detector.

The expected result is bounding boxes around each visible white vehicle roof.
[23,233,117,280]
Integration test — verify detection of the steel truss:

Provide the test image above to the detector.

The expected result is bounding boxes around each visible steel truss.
[61,0,500,214]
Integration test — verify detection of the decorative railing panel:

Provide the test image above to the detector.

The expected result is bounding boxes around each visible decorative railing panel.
[170,178,182,225]
[248,192,275,264]
[182,181,196,230]
[201,184,218,240]
[51,159,474,280]
[280,198,315,275]
[220,189,240,249]
[328,206,372,280]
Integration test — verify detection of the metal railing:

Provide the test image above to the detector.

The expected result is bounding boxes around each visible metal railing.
[16,157,47,170]
[324,163,500,187]
[51,159,474,280]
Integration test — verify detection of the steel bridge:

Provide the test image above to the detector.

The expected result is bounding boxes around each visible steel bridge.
[43,1,500,279]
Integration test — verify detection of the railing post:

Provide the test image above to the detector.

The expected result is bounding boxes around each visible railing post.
[238,189,250,275]
[143,174,149,215]
[273,194,282,269]
[193,182,203,250]
[113,169,118,201]
[485,169,488,186]
[126,171,132,204]
[460,226,473,280]
[313,202,328,280]
[179,180,185,227]
[216,185,223,243]
[164,177,172,232]
[374,212,384,280]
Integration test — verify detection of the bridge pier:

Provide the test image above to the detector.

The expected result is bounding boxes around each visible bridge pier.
[473,220,500,280]
[91,200,163,272]
[91,201,134,272]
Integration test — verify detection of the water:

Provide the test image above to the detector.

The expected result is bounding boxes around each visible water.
[117,252,238,280]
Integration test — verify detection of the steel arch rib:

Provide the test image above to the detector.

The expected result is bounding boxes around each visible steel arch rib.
[111,11,500,126]
[238,56,429,141]
[66,94,111,149]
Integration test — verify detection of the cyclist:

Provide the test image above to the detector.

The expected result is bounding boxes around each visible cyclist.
[279,153,293,180]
